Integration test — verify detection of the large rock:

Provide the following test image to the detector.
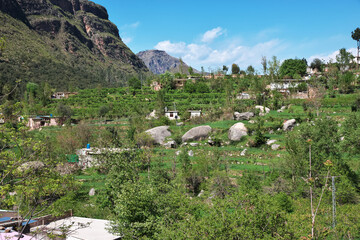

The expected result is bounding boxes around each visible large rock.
[228,123,248,141]
[145,126,171,144]
[182,125,212,142]
[234,112,255,121]
[146,110,158,120]
[283,119,296,131]
[271,144,281,150]
[89,188,96,196]
[266,139,277,145]
[18,161,45,172]
[255,105,270,116]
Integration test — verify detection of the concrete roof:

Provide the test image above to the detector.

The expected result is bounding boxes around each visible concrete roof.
[36,217,120,240]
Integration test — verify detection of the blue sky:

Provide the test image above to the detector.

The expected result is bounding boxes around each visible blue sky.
[93,0,360,72]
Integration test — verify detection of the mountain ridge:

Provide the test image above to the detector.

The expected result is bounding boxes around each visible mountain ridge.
[0,0,149,92]
[137,49,199,75]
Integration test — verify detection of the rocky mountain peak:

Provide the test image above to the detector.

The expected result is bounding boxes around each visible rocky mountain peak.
[137,50,198,75]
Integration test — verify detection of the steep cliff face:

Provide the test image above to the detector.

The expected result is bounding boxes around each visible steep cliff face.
[0,0,149,90]
[137,50,199,75]
[0,0,28,24]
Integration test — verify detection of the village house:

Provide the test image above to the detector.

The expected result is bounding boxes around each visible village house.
[165,110,180,120]
[150,81,162,91]
[19,115,60,130]
[51,92,78,99]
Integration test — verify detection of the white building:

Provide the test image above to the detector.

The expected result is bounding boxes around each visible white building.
[165,110,180,120]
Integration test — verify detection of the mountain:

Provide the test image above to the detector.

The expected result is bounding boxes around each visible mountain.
[0,0,149,92]
[137,50,199,75]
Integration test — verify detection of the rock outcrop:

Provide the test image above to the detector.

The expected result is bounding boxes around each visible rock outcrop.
[228,123,248,141]
[255,106,270,116]
[234,112,255,121]
[182,125,212,142]
[283,119,296,131]
[137,50,199,75]
[0,0,149,90]
[145,126,171,145]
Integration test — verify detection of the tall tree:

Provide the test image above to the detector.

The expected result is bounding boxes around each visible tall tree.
[246,65,255,76]
[231,63,240,75]
[268,56,280,80]
[351,27,360,67]
[222,65,228,75]
[310,58,324,72]
[336,48,354,72]
[261,56,267,75]
[188,66,194,75]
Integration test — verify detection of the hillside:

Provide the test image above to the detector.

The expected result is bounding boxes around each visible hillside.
[137,49,199,75]
[0,0,149,92]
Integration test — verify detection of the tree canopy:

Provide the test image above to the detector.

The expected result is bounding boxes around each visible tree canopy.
[336,48,354,71]
[279,58,307,78]
[310,58,324,72]
[231,63,240,75]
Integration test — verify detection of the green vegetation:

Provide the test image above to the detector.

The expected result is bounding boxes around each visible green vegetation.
[1,14,360,239]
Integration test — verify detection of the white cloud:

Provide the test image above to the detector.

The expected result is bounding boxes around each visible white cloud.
[122,37,133,44]
[154,41,188,54]
[155,38,285,71]
[308,48,357,64]
[201,27,224,43]
[121,21,140,29]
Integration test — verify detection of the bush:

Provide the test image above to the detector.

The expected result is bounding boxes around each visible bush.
[275,192,294,213]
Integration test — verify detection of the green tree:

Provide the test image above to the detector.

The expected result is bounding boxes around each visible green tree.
[38,82,53,107]
[25,82,39,106]
[246,65,255,76]
[351,27,360,67]
[261,56,267,75]
[279,58,307,78]
[283,117,358,203]
[159,72,175,90]
[0,104,76,234]
[231,63,240,74]
[336,48,354,71]
[338,71,355,93]
[56,103,72,125]
[310,58,324,72]
[222,65,228,75]
[188,66,194,75]
[268,56,280,80]
[128,76,141,89]
[99,105,110,118]
[341,113,360,154]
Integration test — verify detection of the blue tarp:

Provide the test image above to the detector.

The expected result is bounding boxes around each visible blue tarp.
[21,220,37,226]
[0,217,37,225]
[0,217,11,223]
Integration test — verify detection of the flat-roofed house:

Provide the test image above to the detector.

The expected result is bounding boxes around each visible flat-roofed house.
[165,110,180,120]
